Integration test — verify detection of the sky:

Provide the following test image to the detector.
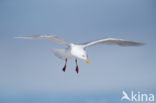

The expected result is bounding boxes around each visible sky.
[0,0,156,103]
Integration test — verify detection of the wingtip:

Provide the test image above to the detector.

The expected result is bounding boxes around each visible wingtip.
[14,36,21,39]
[141,42,146,45]
[14,36,25,39]
[137,42,146,46]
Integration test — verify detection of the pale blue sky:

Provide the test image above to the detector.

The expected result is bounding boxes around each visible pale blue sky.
[0,0,156,103]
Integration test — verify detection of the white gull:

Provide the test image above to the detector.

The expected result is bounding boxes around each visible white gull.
[16,35,144,73]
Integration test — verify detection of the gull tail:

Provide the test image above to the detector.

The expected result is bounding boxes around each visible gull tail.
[52,49,67,60]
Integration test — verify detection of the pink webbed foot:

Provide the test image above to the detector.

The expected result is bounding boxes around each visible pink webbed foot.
[62,65,66,72]
[75,59,79,74]
[76,65,79,74]
[62,58,67,72]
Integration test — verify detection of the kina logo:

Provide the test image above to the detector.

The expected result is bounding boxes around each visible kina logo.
[121,90,155,102]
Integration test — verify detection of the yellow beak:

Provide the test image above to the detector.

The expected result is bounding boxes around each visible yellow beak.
[86,59,89,64]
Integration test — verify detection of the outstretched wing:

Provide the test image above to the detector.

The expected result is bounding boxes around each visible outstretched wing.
[16,35,70,46]
[82,38,145,48]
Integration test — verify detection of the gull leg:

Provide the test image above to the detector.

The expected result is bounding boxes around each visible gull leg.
[62,58,67,72]
[75,59,79,74]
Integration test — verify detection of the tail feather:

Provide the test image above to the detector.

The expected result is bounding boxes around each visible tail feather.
[52,49,67,60]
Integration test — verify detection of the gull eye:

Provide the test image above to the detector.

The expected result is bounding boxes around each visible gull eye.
[82,55,85,57]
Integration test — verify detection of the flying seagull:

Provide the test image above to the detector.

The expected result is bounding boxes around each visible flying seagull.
[16,35,144,73]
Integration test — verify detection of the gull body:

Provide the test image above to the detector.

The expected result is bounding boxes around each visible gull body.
[52,43,88,63]
[70,44,88,61]
[16,35,144,73]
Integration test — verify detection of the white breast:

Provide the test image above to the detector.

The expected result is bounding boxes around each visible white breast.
[70,44,86,59]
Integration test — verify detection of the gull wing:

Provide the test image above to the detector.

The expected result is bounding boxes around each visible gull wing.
[16,35,70,46]
[82,38,145,48]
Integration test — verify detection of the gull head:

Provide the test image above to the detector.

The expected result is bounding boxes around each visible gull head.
[71,44,89,64]
[80,53,89,64]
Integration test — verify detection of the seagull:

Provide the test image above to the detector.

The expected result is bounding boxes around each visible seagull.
[16,35,144,73]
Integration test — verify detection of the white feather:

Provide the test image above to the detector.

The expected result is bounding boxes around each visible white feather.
[16,35,70,46]
[82,38,144,48]
[16,35,145,61]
